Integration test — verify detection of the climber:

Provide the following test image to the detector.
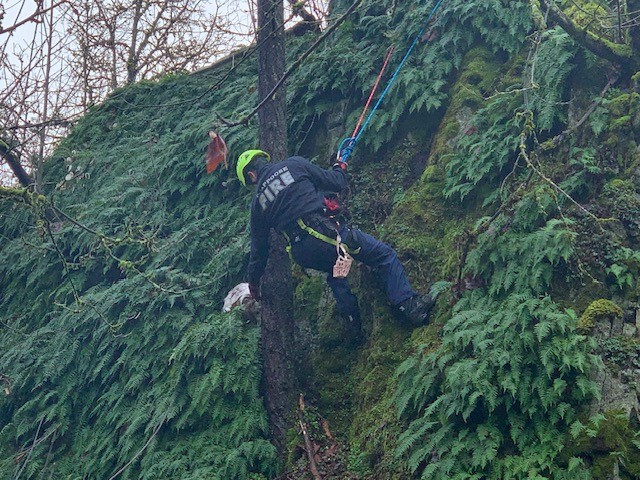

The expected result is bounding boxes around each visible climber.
[237,149,435,333]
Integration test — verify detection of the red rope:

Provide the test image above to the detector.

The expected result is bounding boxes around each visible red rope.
[351,46,395,139]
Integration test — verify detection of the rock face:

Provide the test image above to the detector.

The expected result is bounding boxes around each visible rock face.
[578,304,640,479]
[591,304,640,420]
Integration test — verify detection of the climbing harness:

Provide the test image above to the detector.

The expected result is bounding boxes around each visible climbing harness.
[282,215,361,277]
[289,217,361,255]
[337,0,446,164]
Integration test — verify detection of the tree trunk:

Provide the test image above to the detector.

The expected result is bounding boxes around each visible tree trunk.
[35,1,55,194]
[126,0,144,84]
[629,0,640,57]
[0,141,33,187]
[257,0,296,455]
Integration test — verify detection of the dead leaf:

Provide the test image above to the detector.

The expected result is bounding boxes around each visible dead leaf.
[205,131,228,174]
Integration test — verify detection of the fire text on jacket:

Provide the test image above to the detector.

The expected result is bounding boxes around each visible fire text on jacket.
[258,167,295,211]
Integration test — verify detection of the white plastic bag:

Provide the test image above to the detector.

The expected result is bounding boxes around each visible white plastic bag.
[223,283,252,312]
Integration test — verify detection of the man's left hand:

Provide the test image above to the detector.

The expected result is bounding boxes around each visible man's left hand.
[333,161,347,171]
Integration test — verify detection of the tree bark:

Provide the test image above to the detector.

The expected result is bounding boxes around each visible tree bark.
[0,140,33,187]
[35,1,56,194]
[257,0,296,455]
[126,0,144,84]
[629,0,640,57]
[539,0,640,74]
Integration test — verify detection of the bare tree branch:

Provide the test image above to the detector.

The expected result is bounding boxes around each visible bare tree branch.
[0,0,68,35]
[3,118,73,131]
[219,0,363,127]
[288,0,321,31]
[35,1,57,193]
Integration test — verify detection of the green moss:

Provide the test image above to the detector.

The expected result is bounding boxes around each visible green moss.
[381,162,475,291]
[607,178,635,192]
[601,38,634,58]
[433,47,503,157]
[611,115,631,129]
[0,187,47,207]
[577,299,623,333]
[347,138,427,233]
[565,1,612,40]
[345,310,415,478]
[594,91,640,169]
[377,47,513,291]
[607,92,640,119]
[598,335,640,370]
[565,410,640,479]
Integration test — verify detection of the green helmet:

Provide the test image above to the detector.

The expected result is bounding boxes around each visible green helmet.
[237,149,270,187]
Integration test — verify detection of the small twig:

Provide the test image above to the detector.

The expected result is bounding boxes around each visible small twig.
[38,431,56,480]
[0,0,69,35]
[455,162,535,291]
[521,143,600,222]
[298,394,322,480]
[3,117,74,131]
[540,72,619,151]
[50,202,116,241]
[14,417,45,480]
[43,219,82,306]
[107,418,165,480]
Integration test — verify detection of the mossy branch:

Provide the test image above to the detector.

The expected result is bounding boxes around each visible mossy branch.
[539,0,639,74]
[0,187,45,206]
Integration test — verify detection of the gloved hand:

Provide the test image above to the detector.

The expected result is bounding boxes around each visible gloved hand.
[249,282,261,301]
[333,161,347,171]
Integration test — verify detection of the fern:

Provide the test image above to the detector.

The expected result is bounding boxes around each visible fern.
[444,93,524,201]
[0,65,274,479]
[529,27,579,131]
[395,291,599,479]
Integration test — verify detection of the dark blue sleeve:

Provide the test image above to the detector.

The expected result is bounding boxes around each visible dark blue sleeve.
[248,205,270,284]
[292,156,347,193]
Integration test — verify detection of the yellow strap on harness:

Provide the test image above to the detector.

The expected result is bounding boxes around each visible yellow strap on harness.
[296,218,361,255]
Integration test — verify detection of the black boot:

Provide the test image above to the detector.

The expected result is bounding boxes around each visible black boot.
[397,294,435,327]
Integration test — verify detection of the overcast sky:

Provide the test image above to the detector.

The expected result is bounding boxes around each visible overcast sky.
[2,0,256,54]
[0,1,259,185]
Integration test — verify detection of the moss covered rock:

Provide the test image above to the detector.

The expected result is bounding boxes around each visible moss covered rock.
[578,299,624,333]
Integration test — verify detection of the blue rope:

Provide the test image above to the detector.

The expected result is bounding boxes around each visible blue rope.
[338,0,446,163]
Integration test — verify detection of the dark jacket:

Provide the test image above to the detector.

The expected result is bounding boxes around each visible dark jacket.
[247,156,347,284]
